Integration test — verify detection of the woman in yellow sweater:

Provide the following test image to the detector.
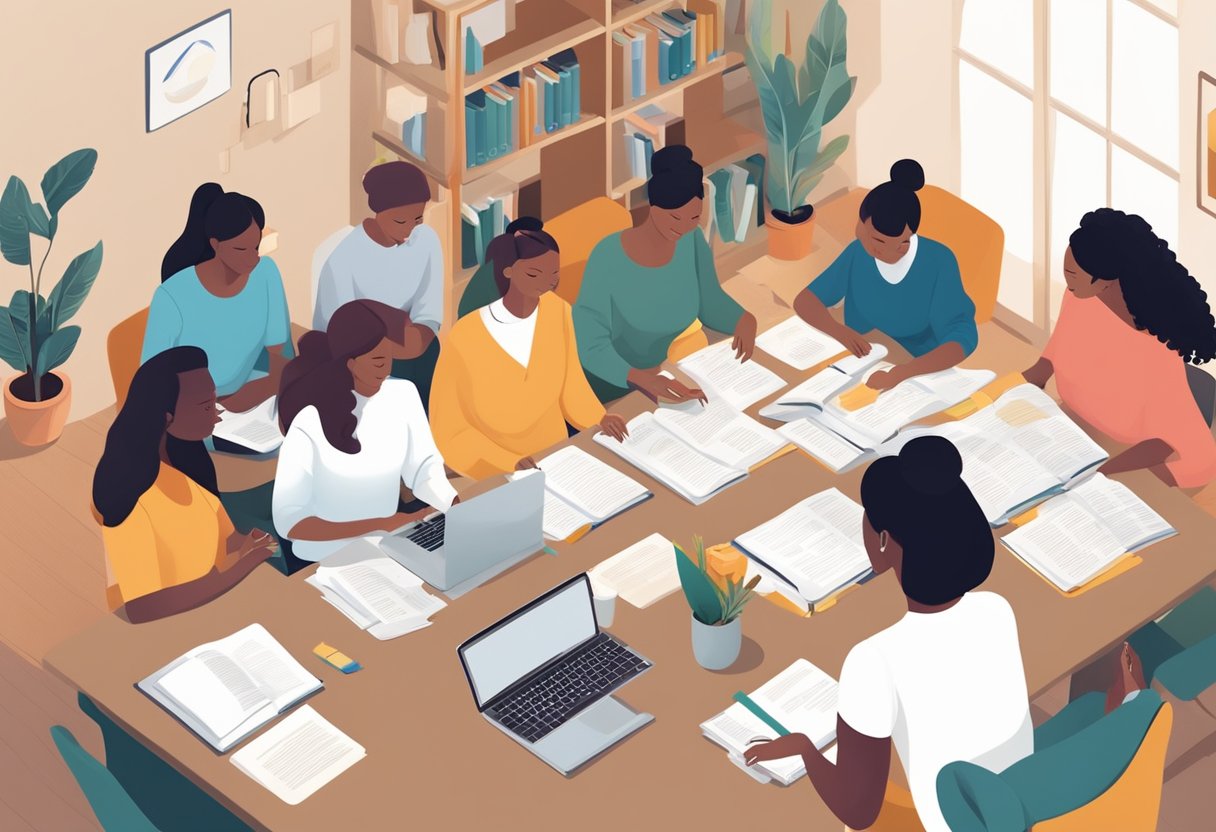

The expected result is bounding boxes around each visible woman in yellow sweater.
[431,217,628,477]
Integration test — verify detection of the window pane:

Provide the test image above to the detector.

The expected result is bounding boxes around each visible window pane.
[1142,0,1177,16]
[1111,147,1179,247]
[1049,0,1106,124]
[960,0,1034,87]
[1111,0,1179,168]
[1050,112,1107,285]
[960,63,1034,319]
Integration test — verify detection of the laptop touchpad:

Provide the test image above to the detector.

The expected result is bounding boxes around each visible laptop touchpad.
[532,697,653,774]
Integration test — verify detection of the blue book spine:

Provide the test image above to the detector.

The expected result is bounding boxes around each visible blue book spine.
[543,77,559,132]
[658,39,670,85]
[500,94,511,155]
[464,104,476,167]
[475,102,488,166]
[570,61,581,120]
[485,95,499,159]
[631,40,644,99]
[465,28,483,75]
[559,67,572,127]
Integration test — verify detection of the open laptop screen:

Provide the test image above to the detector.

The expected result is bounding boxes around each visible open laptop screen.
[459,575,597,709]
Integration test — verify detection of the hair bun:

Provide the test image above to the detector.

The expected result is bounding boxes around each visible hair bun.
[505,216,544,234]
[898,436,963,496]
[650,144,696,175]
[890,158,925,192]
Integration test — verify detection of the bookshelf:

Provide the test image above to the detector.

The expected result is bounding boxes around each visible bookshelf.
[351,0,761,325]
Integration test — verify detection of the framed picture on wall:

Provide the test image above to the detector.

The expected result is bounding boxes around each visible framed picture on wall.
[1197,71,1216,220]
[145,10,232,132]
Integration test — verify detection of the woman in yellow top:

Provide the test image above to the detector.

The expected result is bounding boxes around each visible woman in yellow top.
[431,217,629,477]
[92,346,277,622]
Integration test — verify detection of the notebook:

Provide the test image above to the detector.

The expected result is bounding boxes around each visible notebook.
[137,624,322,753]
[213,397,282,454]
[230,705,364,805]
[732,488,872,612]
[1001,474,1175,592]
[700,659,839,786]
[677,339,787,410]
[589,532,681,608]
[529,445,652,540]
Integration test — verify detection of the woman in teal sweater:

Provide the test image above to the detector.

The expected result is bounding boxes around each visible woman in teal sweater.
[573,145,758,403]
[794,159,978,390]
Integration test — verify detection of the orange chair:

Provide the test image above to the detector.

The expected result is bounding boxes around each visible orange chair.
[107,308,148,409]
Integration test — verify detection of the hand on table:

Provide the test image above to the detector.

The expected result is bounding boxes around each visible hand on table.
[515,456,539,471]
[732,313,758,362]
[627,368,708,405]
[743,733,814,766]
[599,413,630,442]
[833,324,873,359]
[221,529,277,571]
[865,366,906,391]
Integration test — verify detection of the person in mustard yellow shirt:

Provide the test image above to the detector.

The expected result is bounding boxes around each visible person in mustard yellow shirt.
[430,217,629,478]
[92,347,277,622]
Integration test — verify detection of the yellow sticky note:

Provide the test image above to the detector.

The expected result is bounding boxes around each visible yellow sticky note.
[838,384,880,412]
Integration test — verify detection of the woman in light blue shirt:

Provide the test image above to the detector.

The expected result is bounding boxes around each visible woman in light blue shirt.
[143,184,292,413]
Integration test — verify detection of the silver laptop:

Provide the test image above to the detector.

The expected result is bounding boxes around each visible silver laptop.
[457,574,654,776]
[380,472,544,597]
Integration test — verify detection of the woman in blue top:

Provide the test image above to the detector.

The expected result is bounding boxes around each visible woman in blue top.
[143,184,292,413]
[793,159,978,390]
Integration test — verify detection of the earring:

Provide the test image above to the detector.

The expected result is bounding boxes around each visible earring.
[879,532,888,552]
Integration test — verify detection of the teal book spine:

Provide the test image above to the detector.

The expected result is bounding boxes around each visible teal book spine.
[485,94,501,159]
[559,67,573,127]
[570,61,581,120]
[464,102,477,168]
[465,28,483,75]
[475,103,488,166]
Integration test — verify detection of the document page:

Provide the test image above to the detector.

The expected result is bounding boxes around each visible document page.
[1069,474,1175,552]
[535,445,649,523]
[214,397,282,453]
[947,430,1062,525]
[318,557,446,627]
[977,385,1108,482]
[156,653,266,740]
[779,418,869,472]
[590,533,680,608]
[1002,500,1126,591]
[540,490,596,540]
[231,706,365,806]
[596,414,746,504]
[755,316,847,371]
[776,366,854,408]
[653,399,786,469]
[677,340,787,410]
[218,624,322,710]
[912,366,997,405]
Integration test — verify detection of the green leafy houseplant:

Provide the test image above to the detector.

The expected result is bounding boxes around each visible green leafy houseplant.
[0,149,103,403]
[675,537,761,626]
[745,0,855,235]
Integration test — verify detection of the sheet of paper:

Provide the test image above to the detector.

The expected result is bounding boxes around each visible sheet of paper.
[831,342,889,376]
[157,654,264,740]
[536,445,649,523]
[947,430,1062,524]
[230,706,365,806]
[677,340,787,410]
[912,366,997,405]
[1069,474,1175,552]
[779,418,868,473]
[653,399,786,469]
[777,366,854,408]
[590,533,680,608]
[214,397,282,452]
[596,414,746,504]
[540,491,594,540]
[755,316,847,371]
[317,558,446,627]
[1003,500,1126,590]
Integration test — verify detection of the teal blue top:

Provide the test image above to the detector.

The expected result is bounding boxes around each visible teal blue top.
[141,258,291,396]
[808,237,978,357]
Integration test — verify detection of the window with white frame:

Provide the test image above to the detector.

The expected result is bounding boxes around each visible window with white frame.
[955,0,1179,333]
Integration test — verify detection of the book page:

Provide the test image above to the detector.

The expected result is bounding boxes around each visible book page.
[596,414,746,504]
[754,316,847,371]
[318,557,446,627]
[981,385,1108,482]
[1069,474,1176,552]
[653,399,786,469]
[156,653,267,740]
[540,490,595,540]
[1002,500,1127,591]
[535,445,649,523]
[677,340,787,410]
[836,383,941,444]
[230,706,365,806]
[590,533,680,608]
[751,659,839,749]
[948,431,1062,524]
[831,342,889,376]
[777,366,854,408]
[214,397,282,453]
[909,366,997,406]
[779,418,869,473]
[221,625,321,710]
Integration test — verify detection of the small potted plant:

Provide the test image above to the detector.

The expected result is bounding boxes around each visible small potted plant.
[0,149,102,446]
[676,537,761,670]
[745,0,855,261]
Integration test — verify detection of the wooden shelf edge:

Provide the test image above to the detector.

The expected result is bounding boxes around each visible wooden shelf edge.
[611,0,679,30]
[463,115,606,184]
[353,44,449,101]
[463,20,605,94]
[611,52,744,120]
[371,131,448,181]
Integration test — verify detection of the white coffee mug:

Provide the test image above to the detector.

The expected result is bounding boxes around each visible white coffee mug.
[591,581,617,628]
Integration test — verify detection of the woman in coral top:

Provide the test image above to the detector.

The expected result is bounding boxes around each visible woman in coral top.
[430,217,628,477]
[1023,208,1216,487]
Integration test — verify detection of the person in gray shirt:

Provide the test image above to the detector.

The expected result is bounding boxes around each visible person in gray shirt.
[315,161,443,409]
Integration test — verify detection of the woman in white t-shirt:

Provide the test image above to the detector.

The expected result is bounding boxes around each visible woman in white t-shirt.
[745,436,1033,832]
[273,299,459,562]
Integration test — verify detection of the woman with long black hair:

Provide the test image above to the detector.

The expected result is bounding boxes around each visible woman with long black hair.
[93,347,276,622]
[142,183,292,413]
[1023,208,1216,487]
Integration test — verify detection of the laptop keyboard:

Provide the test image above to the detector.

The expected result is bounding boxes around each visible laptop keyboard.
[404,514,446,552]
[488,633,651,743]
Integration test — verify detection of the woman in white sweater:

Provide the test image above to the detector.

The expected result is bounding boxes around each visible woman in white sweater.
[273,299,458,561]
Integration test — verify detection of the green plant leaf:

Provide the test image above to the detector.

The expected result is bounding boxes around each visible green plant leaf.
[35,324,80,377]
[48,242,103,328]
[675,542,725,625]
[8,289,44,353]
[41,149,97,218]
[0,176,33,266]
[808,0,849,87]
[24,201,50,239]
[0,307,30,372]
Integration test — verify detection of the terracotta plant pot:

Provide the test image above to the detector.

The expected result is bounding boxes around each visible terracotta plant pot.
[4,372,72,447]
[765,205,816,261]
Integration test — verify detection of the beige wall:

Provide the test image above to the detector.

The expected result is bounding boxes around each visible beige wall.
[0,1,351,422]
[1177,0,1216,333]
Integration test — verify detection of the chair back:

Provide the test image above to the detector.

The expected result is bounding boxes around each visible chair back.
[1185,363,1216,427]
[50,725,159,832]
[917,185,1004,324]
[544,196,633,305]
[107,307,149,409]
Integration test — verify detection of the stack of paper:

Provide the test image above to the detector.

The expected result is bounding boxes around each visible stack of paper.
[532,446,652,540]
[701,659,839,786]
[589,533,681,608]
[305,542,446,639]
[1002,473,1175,592]
[677,339,787,410]
[214,397,282,454]
[231,706,365,805]
[755,317,848,371]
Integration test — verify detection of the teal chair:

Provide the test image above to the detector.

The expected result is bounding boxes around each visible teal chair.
[936,690,1172,831]
[51,725,159,831]
[77,694,250,832]
[1128,586,1216,705]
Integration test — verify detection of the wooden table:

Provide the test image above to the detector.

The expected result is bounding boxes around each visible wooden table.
[45,323,1216,831]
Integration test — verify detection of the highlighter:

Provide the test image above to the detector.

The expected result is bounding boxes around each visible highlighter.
[313,642,362,674]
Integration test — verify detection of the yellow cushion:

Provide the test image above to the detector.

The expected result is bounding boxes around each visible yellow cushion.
[544,196,634,305]
[107,307,148,409]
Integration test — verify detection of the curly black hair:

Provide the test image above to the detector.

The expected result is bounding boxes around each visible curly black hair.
[1069,208,1216,364]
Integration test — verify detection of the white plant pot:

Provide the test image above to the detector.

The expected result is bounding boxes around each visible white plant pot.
[691,614,742,670]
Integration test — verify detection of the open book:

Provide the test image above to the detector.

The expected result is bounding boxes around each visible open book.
[230,705,364,805]
[214,396,283,454]
[676,339,787,410]
[754,316,848,371]
[758,344,891,423]
[137,624,322,752]
[305,541,447,640]
[1002,474,1176,592]
[700,659,839,786]
[893,384,1109,526]
[732,488,872,612]
[532,445,651,540]
[778,417,873,473]
[593,402,783,504]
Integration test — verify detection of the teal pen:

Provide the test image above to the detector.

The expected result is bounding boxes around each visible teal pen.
[733,692,790,736]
